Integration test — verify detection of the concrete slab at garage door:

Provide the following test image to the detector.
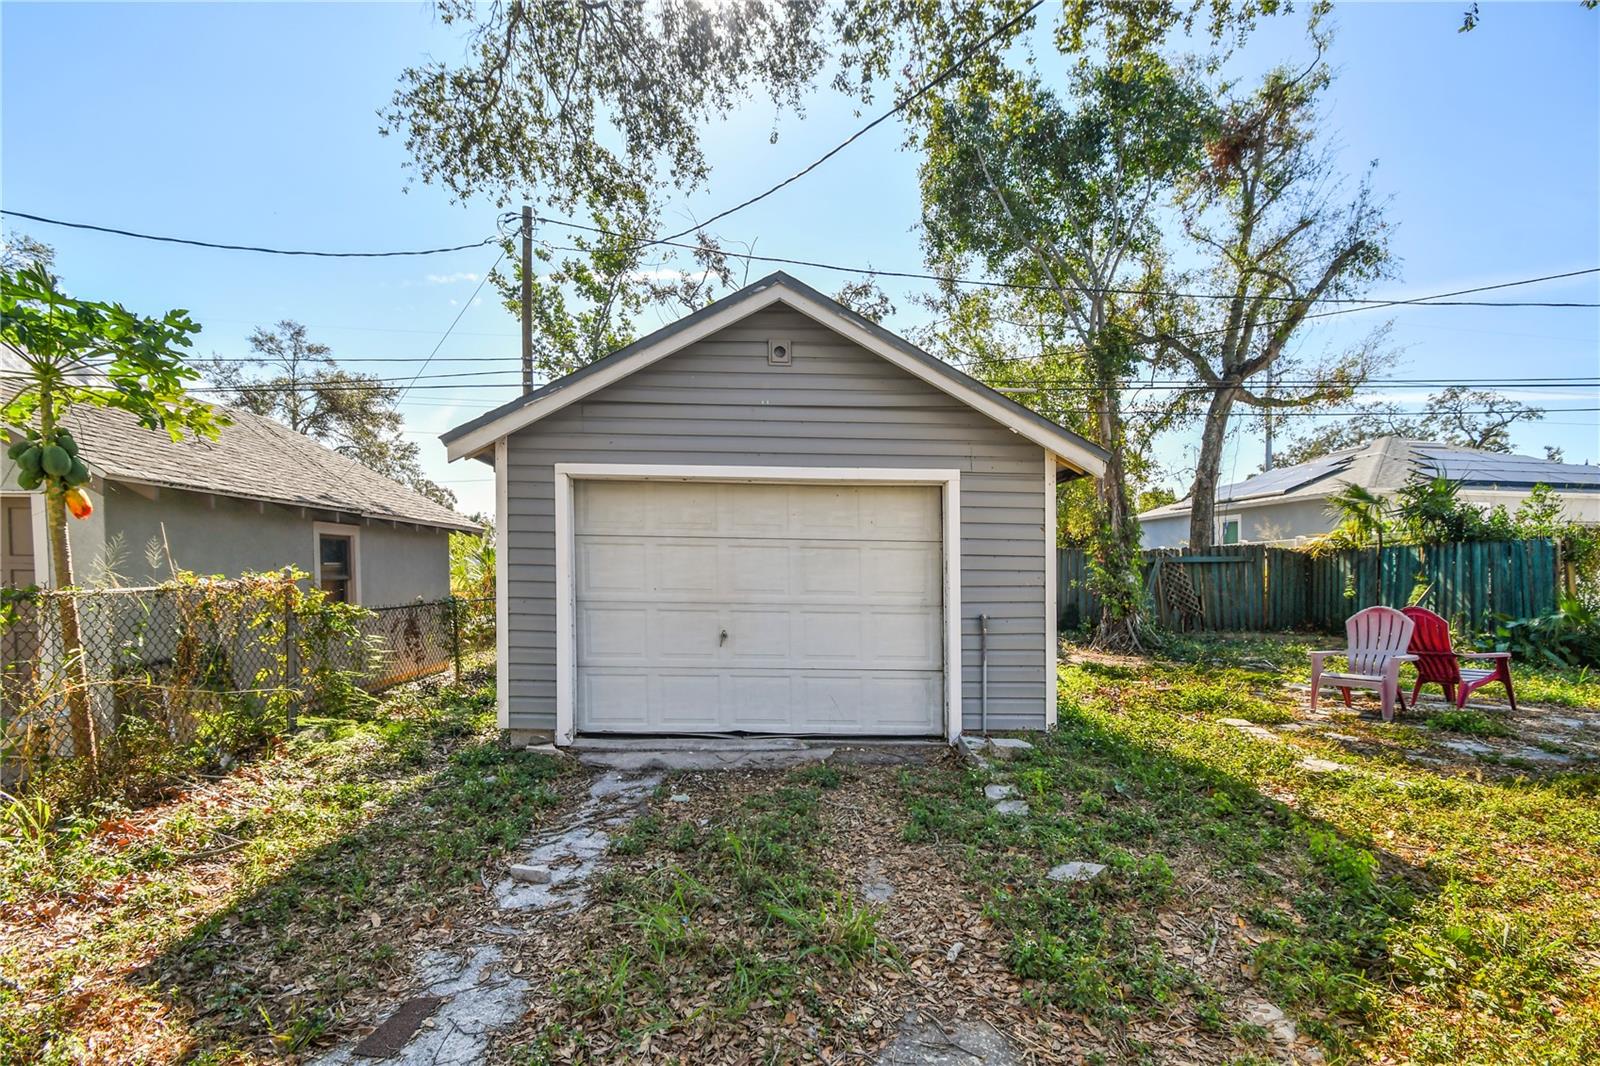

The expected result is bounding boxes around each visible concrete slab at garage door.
[574,480,944,735]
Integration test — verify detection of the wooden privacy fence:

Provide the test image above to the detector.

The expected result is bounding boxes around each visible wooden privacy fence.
[1059,539,1563,633]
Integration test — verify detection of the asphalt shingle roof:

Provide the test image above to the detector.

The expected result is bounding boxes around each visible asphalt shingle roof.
[53,402,478,533]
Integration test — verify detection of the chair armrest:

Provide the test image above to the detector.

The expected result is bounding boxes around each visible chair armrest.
[1459,651,1511,660]
[1383,654,1418,676]
[1308,651,1345,664]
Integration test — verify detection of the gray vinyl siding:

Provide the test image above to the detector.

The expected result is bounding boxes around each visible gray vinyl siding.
[502,306,1051,734]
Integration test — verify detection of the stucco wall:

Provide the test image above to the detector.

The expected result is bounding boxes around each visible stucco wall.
[107,485,449,601]
[0,459,449,601]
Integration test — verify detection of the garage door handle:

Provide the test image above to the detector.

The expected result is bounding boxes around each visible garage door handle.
[719,628,729,646]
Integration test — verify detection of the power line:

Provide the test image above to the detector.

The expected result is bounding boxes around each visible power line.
[2,209,500,258]
[397,250,506,402]
[656,2,1046,242]
[533,222,1600,308]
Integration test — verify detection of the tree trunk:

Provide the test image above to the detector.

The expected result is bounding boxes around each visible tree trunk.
[1091,382,1143,651]
[40,398,98,778]
[1187,386,1240,550]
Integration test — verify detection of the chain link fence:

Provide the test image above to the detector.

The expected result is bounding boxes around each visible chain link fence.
[1,575,492,795]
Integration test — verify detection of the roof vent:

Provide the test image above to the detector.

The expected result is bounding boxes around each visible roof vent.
[767,337,792,367]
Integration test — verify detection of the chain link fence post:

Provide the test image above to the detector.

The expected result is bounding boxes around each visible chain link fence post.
[449,596,463,681]
[283,569,299,732]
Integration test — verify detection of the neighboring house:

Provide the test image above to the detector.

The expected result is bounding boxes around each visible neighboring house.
[1139,436,1600,549]
[1,402,478,603]
[441,272,1108,746]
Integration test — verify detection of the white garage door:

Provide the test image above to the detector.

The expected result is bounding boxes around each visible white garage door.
[574,480,944,735]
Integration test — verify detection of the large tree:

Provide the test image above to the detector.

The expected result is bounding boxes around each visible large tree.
[1150,41,1393,549]
[389,1,1283,382]
[2,264,223,775]
[204,321,457,508]
[918,56,1210,647]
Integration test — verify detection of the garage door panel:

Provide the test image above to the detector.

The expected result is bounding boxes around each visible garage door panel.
[867,609,943,666]
[728,674,793,725]
[720,483,791,535]
[796,610,865,665]
[866,676,945,730]
[726,608,791,661]
[655,608,722,660]
[578,606,648,663]
[656,543,719,593]
[648,483,720,534]
[578,541,647,593]
[580,672,651,729]
[866,547,941,601]
[576,481,648,533]
[797,675,865,728]
[575,480,943,736]
[727,543,791,595]
[794,546,862,595]
[654,673,722,729]
[790,491,862,537]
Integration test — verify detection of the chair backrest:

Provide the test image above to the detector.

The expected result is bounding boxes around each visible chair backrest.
[1401,606,1462,684]
[1344,606,1416,674]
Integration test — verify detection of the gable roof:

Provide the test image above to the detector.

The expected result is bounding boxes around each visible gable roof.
[1140,435,1600,520]
[439,271,1108,475]
[49,402,479,533]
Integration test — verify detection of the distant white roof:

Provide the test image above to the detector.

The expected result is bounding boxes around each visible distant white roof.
[1141,436,1600,520]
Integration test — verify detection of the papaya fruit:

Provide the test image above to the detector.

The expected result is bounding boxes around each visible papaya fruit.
[7,438,30,460]
[65,487,92,520]
[18,446,42,476]
[57,430,78,457]
[16,469,41,491]
[67,457,90,486]
[41,445,72,478]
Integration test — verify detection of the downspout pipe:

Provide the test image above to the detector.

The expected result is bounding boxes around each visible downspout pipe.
[979,613,990,736]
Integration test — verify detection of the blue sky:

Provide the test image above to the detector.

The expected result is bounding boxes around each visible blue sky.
[3,1,1596,519]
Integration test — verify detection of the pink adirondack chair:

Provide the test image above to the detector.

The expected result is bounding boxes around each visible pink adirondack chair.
[1309,606,1418,722]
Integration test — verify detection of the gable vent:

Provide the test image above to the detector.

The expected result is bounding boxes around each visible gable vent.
[767,337,792,366]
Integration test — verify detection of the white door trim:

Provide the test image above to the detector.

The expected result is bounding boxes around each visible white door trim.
[494,438,511,730]
[1044,454,1059,730]
[552,463,962,746]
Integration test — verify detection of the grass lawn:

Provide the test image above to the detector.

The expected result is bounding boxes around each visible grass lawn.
[0,670,575,1065]
[4,637,1597,1064]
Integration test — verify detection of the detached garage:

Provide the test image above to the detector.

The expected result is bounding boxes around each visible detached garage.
[441,272,1106,746]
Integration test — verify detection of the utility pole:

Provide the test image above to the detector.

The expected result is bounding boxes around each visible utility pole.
[520,204,533,394]
[1262,366,1276,471]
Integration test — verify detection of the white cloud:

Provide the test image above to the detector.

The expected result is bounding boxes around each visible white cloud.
[424,271,481,285]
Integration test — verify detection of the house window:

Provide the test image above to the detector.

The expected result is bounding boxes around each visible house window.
[1221,518,1241,545]
[314,524,359,604]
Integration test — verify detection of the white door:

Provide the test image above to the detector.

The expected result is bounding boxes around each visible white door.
[573,480,944,735]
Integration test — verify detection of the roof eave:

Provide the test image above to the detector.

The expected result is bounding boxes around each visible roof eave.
[440,272,1108,477]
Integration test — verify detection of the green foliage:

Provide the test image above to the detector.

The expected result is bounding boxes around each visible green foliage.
[449,523,495,599]
[1479,594,1600,668]
[1,263,220,446]
[1424,708,1513,738]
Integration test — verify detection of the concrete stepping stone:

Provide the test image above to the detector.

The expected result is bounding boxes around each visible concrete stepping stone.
[983,783,1017,801]
[1047,861,1106,883]
[1295,756,1350,774]
[992,799,1030,816]
[875,1010,1020,1065]
[859,858,895,903]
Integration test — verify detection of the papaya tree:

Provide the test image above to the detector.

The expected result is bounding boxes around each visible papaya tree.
[1,263,223,776]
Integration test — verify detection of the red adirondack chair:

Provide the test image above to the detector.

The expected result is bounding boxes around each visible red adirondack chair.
[1400,606,1517,710]
[1310,606,1418,722]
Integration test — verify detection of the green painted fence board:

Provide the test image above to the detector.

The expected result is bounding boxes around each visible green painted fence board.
[1058,538,1560,633]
